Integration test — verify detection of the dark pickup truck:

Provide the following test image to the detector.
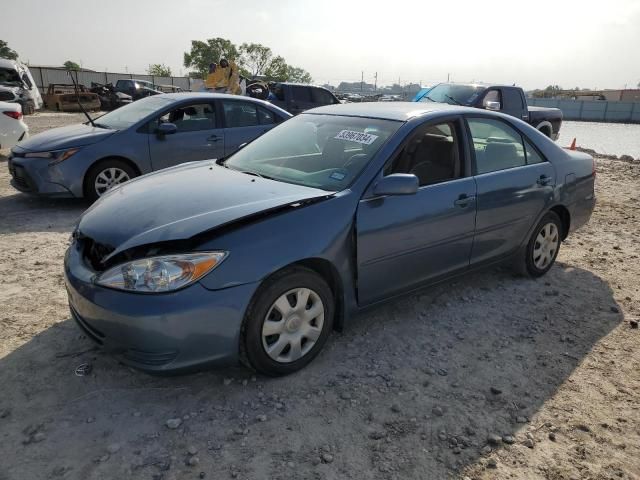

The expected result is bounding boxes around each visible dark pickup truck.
[415,83,562,140]
[114,79,162,101]
[268,82,340,115]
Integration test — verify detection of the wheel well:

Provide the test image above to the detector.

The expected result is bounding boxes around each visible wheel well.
[85,156,141,183]
[538,125,552,137]
[83,156,142,198]
[550,205,571,240]
[292,258,345,332]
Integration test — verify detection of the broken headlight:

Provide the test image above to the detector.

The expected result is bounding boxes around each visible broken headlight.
[95,252,227,293]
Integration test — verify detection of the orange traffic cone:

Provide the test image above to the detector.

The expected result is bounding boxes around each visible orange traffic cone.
[569,138,576,150]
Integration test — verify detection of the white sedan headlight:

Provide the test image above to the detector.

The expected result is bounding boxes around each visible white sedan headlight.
[96,252,227,293]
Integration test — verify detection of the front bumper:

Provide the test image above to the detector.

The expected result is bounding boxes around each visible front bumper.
[8,154,77,197]
[64,243,259,373]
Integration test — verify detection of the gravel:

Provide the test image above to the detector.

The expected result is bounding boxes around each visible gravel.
[0,113,639,479]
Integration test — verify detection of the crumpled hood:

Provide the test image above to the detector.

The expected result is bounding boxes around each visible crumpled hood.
[78,162,330,261]
[13,123,115,152]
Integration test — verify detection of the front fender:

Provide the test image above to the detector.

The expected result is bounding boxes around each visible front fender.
[196,191,360,315]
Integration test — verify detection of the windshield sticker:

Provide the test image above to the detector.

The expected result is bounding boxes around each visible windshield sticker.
[329,171,346,181]
[334,130,378,145]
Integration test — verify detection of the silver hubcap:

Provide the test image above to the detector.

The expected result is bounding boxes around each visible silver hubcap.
[95,167,130,196]
[262,288,324,363]
[533,222,559,269]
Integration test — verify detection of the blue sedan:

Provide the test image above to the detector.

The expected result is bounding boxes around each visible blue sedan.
[64,102,596,375]
[8,93,291,200]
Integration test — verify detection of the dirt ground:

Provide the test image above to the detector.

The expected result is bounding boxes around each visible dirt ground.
[0,112,638,480]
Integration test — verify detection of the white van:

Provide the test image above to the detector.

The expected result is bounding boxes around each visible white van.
[0,58,43,114]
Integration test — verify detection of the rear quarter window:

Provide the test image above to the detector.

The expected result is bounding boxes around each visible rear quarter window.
[311,88,336,105]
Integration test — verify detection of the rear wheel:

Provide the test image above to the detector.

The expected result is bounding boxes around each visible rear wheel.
[84,159,137,202]
[515,211,562,277]
[241,267,334,376]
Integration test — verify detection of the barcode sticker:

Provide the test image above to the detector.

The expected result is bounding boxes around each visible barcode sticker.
[334,130,378,145]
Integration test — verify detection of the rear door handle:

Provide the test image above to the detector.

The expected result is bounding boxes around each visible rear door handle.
[207,135,221,142]
[537,174,552,186]
[454,194,476,207]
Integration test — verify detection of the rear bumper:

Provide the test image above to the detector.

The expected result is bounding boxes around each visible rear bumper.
[64,243,259,373]
[569,193,596,233]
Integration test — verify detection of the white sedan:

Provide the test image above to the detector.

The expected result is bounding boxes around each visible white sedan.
[0,101,28,150]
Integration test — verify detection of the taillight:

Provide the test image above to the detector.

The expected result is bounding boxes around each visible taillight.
[592,158,596,178]
[3,111,22,120]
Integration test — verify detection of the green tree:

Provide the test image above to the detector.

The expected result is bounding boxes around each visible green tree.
[63,60,80,71]
[0,40,18,60]
[286,65,313,84]
[183,38,239,77]
[239,43,272,78]
[147,63,172,77]
[263,56,289,82]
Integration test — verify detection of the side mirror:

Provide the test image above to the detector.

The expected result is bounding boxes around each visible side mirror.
[373,174,419,196]
[484,101,501,111]
[156,123,177,137]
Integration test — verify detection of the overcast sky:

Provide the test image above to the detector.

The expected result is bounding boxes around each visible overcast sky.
[3,0,640,89]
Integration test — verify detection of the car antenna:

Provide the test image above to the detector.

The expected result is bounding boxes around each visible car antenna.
[67,69,96,127]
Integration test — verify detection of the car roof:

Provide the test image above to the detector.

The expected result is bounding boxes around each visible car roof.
[151,92,293,116]
[436,82,520,89]
[305,101,480,121]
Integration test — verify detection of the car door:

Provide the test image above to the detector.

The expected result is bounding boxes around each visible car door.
[221,100,274,156]
[288,86,315,114]
[467,116,555,265]
[500,87,527,121]
[147,101,225,170]
[356,117,477,305]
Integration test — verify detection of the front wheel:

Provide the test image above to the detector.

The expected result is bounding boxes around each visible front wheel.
[516,211,562,277]
[84,159,137,202]
[241,267,334,376]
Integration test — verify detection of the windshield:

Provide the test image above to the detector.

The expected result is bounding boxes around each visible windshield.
[94,96,172,129]
[0,67,22,87]
[419,84,485,105]
[225,114,401,191]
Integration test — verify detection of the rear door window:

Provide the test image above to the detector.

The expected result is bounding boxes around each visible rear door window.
[311,88,336,105]
[524,139,545,165]
[222,101,259,127]
[467,118,526,174]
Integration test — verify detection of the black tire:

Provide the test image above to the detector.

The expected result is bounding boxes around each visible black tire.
[241,266,334,376]
[515,211,562,277]
[83,158,137,202]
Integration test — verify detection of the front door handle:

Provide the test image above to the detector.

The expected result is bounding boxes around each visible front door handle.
[454,194,476,207]
[207,135,221,142]
[537,174,552,186]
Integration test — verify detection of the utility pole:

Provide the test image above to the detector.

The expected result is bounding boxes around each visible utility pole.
[447,73,450,82]
[361,71,363,92]
[374,72,378,92]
